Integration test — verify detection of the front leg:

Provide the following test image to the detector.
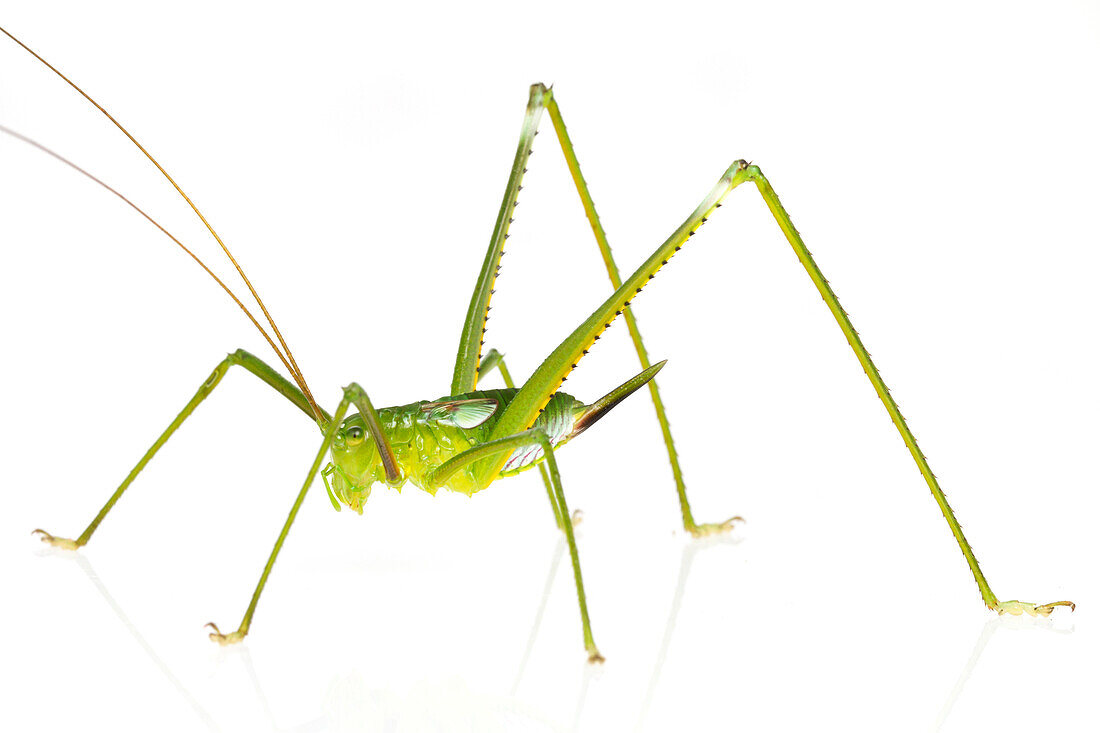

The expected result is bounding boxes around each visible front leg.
[33,349,324,552]
[206,393,353,644]
[206,381,398,644]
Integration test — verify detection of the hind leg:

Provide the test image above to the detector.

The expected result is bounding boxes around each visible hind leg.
[452,85,738,535]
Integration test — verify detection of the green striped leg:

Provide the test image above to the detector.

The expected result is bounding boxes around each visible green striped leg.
[479,348,578,531]
[451,86,545,395]
[479,153,1072,617]
[207,381,396,643]
[544,92,740,536]
[426,428,603,663]
[740,166,1073,617]
[453,84,735,535]
[33,349,327,551]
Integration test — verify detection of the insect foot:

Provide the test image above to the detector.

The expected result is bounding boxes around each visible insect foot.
[205,622,246,645]
[992,600,1076,617]
[688,515,745,538]
[587,647,606,664]
[31,529,79,550]
[554,509,584,533]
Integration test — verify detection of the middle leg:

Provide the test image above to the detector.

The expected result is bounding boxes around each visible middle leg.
[479,347,579,532]
[425,427,603,663]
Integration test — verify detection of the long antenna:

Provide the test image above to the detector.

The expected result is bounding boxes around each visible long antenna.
[1,25,325,424]
[0,123,301,396]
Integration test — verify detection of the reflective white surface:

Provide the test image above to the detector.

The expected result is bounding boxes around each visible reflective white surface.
[1,2,1097,730]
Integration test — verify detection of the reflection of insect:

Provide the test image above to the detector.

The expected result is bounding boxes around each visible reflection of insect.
[4,27,1073,665]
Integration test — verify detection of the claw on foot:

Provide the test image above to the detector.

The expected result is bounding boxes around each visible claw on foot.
[205,622,246,645]
[587,647,605,664]
[993,600,1076,617]
[689,515,745,538]
[32,529,79,551]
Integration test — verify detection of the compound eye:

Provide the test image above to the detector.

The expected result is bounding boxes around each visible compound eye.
[346,426,365,446]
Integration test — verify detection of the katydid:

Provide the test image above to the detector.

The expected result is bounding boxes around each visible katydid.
[3,27,1072,666]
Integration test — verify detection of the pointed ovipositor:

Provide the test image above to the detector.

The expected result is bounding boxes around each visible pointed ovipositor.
[570,360,667,440]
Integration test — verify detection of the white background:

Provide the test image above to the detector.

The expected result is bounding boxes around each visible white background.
[1,2,1097,731]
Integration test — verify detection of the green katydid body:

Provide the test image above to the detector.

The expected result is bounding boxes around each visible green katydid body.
[327,391,582,510]
[324,363,662,512]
